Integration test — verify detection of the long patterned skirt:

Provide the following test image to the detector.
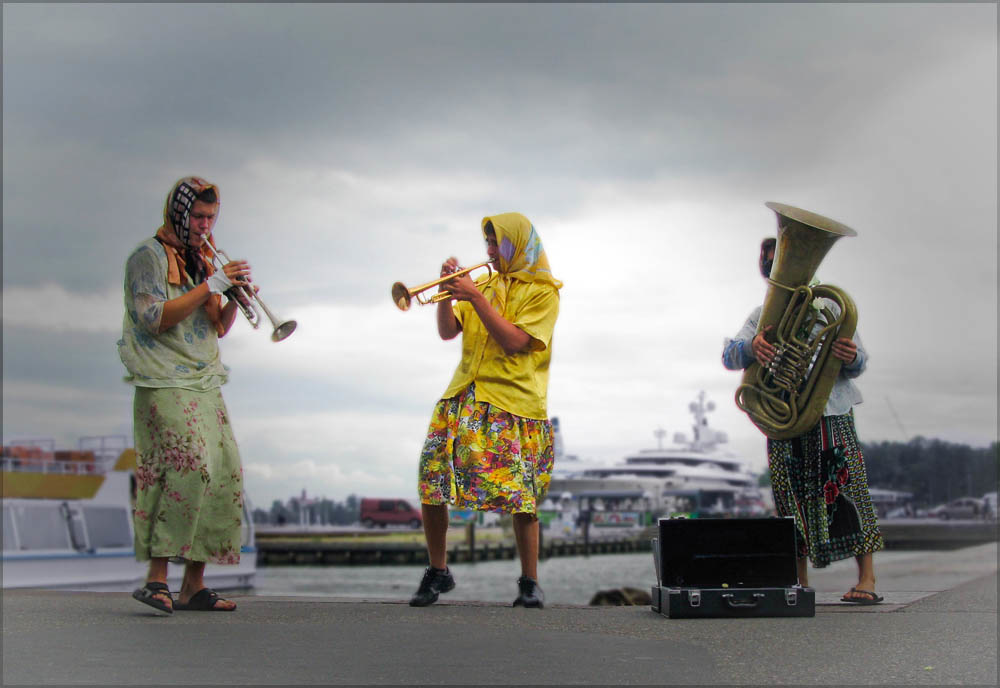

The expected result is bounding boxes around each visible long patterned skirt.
[418,383,555,518]
[132,386,244,565]
[767,411,884,568]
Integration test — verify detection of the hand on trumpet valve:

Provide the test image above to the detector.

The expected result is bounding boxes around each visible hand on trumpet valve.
[439,257,460,278]
[437,257,460,295]
[205,259,249,295]
[222,259,252,287]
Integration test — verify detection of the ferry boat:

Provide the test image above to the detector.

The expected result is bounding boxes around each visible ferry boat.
[548,392,770,519]
[2,436,256,591]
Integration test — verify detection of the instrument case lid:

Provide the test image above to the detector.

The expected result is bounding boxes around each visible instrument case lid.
[656,517,799,589]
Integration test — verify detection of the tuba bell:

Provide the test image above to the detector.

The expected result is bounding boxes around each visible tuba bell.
[734,202,858,440]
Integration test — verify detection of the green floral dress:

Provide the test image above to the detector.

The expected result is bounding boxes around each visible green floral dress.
[119,238,244,564]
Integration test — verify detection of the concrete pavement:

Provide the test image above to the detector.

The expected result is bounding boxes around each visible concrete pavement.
[2,542,996,685]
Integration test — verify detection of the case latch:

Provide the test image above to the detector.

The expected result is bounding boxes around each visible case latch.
[688,590,701,607]
[785,588,798,606]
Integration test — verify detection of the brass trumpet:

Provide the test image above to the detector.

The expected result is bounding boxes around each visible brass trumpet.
[392,261,494,311]
[204,242,297,342]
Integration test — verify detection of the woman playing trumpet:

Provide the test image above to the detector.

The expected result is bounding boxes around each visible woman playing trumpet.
[411,213,562,608]
[119,176,251,614]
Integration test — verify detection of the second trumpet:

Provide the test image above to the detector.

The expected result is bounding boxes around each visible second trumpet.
[392,261,493,311]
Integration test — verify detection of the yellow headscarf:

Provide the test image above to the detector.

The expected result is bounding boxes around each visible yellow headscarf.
[480,212,562,312]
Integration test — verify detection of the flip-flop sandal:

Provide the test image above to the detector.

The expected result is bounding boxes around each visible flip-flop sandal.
[132,581,173,615]
[173,588,236,612]
[841,587,884,604]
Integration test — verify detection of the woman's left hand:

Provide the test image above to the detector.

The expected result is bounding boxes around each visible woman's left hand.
[831,337,857,364]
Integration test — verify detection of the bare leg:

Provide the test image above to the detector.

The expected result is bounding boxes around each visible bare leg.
[422,503,449,570]
[143,557,172,609]
[146,557,168,584]
[796,557,809,587]
[512,513,539,580]
[843,553,878,600]
[179,560,236,610]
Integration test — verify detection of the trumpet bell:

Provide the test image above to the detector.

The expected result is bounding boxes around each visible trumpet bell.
[391,282,413,311]
[271,319,297,342]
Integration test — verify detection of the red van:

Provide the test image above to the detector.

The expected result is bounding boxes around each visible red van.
[360,498,422,528]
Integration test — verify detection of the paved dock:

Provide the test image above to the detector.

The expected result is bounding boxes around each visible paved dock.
[3,542,996,685]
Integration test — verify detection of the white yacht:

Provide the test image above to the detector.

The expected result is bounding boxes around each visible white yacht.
[549,392,769,517]
[2,435,256,591]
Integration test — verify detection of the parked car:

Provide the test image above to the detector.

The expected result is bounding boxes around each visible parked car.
[360,498,422,528]
[927,497,985,520]
[884,505,912,519]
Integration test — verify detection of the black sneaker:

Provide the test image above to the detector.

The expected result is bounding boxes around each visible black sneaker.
[513,575,544,608]
[409,566,455,607]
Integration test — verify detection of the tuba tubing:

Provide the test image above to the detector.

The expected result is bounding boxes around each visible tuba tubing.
[734,202,858,440]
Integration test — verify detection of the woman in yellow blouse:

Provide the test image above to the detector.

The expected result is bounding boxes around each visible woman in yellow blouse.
[411,212,562,608]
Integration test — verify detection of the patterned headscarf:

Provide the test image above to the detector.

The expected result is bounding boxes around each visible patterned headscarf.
[168,179,209,245]
[480,212,562,312]
[153,177,225,335]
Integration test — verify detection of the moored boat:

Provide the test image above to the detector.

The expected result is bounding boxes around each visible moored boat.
[548,392,771,520]
[2,435,255,591]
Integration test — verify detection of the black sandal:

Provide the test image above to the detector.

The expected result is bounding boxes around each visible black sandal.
[132,581,173,615]
[173,587,235,612]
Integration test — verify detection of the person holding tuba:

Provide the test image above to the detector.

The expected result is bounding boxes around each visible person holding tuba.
[723,237,885,604]
[410,213,561,608]
[119,176,251,613]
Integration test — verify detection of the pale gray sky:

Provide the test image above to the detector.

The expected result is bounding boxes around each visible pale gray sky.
[3,3,996,507]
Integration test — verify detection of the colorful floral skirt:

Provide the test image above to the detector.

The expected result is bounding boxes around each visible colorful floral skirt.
[418,384,554,517]
[767,411,884,568]
[132,386,244,565]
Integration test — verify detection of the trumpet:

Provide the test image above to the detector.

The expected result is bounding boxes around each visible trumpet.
[391,261,494,311]
[204,242,297,342]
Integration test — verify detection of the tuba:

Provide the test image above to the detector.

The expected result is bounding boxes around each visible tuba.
[735,202,858,440]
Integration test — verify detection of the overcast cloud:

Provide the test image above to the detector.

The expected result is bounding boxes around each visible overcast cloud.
[3,3,996,508]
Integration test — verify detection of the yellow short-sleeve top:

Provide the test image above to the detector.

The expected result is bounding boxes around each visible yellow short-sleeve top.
[442,279,559,420]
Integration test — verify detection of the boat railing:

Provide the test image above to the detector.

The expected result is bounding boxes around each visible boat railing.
[1,456,105,476]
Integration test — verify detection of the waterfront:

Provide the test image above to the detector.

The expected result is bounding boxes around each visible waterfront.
[251,545,998,606]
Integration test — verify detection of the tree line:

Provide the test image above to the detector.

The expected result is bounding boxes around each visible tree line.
[758,438,997,507]
[862,438,997,506]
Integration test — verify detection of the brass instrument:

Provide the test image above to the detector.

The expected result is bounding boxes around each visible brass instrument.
[392,261,494,311]
[204,242,297,342]
[735,202,858,440]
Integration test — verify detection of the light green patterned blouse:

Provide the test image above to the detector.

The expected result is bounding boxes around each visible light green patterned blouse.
[118,237,229,390]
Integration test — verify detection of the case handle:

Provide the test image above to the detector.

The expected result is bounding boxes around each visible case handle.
[722,592,766,609]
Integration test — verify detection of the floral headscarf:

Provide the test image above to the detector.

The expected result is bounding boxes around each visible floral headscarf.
[153,177,225,335]
[480,212,562,312]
